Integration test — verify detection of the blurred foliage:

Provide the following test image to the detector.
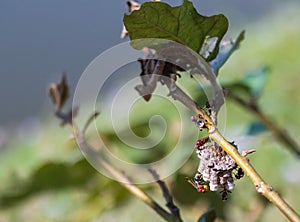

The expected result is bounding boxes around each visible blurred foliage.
[0,159,96,208]
[1,2,300,222]
[197,208,216,222]
[246,121,267,136]
[223,66,269,101]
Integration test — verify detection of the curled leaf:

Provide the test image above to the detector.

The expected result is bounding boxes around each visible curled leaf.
[121,1,141,39]
[48,73,69,110]
[210,30,245,75]
[126,0,141,13]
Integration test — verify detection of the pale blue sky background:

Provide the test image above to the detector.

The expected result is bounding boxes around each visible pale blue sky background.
[0,0,296,125]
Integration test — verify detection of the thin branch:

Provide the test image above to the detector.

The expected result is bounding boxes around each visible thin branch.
[149,168,183,222]
[69,122,178,222]
[228,93,300,158]
[163,78,300,221]
[67,118,179,221]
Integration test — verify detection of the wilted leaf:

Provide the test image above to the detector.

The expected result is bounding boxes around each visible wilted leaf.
[198,208,216,222]
[123,0,228,60]
[210,30,245,75]
[121,1,141,39]
[127,0,141,13]
[48,73,69,110]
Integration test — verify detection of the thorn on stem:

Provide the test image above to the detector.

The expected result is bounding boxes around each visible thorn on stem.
[242,149,256,157]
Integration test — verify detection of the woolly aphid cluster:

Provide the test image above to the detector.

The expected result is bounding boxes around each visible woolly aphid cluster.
[191,115,244,200]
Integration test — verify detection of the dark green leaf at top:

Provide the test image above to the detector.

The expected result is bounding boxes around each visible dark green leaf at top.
[123,0,228,61]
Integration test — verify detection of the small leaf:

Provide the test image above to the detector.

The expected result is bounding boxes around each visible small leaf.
[123,0,228,60]
[223,82,251,96]
[242,66,269,99]
[209,30,245,75]
[224,66,269,100]
[247,121,268,136]
[198,208,216,222]
[48,73,69,110]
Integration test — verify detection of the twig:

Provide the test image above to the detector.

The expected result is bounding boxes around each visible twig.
[228,93,300,158]
[149,168,183,222]
[70,124,173,221]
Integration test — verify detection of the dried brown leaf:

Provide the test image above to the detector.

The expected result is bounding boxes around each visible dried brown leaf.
[48,73,69,110]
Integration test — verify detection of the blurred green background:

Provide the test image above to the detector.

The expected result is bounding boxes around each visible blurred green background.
[0,1,300,221]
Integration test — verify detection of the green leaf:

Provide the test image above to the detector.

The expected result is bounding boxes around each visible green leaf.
[123,0,228,60]
[198,208,216,222]
[224,66,269,99]
[223,82,251,97]
[242,66,269,98]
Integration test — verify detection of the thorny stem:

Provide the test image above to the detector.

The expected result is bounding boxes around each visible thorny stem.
[209,130,300,222]
[162,72,300,222]
[228,93,300,158]
[65,119,182,222]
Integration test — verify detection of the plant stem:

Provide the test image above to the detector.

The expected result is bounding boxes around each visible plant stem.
[149,168,182,222]
[229,94,300,158]
[209,129,299,222]
[165,81,300,222]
